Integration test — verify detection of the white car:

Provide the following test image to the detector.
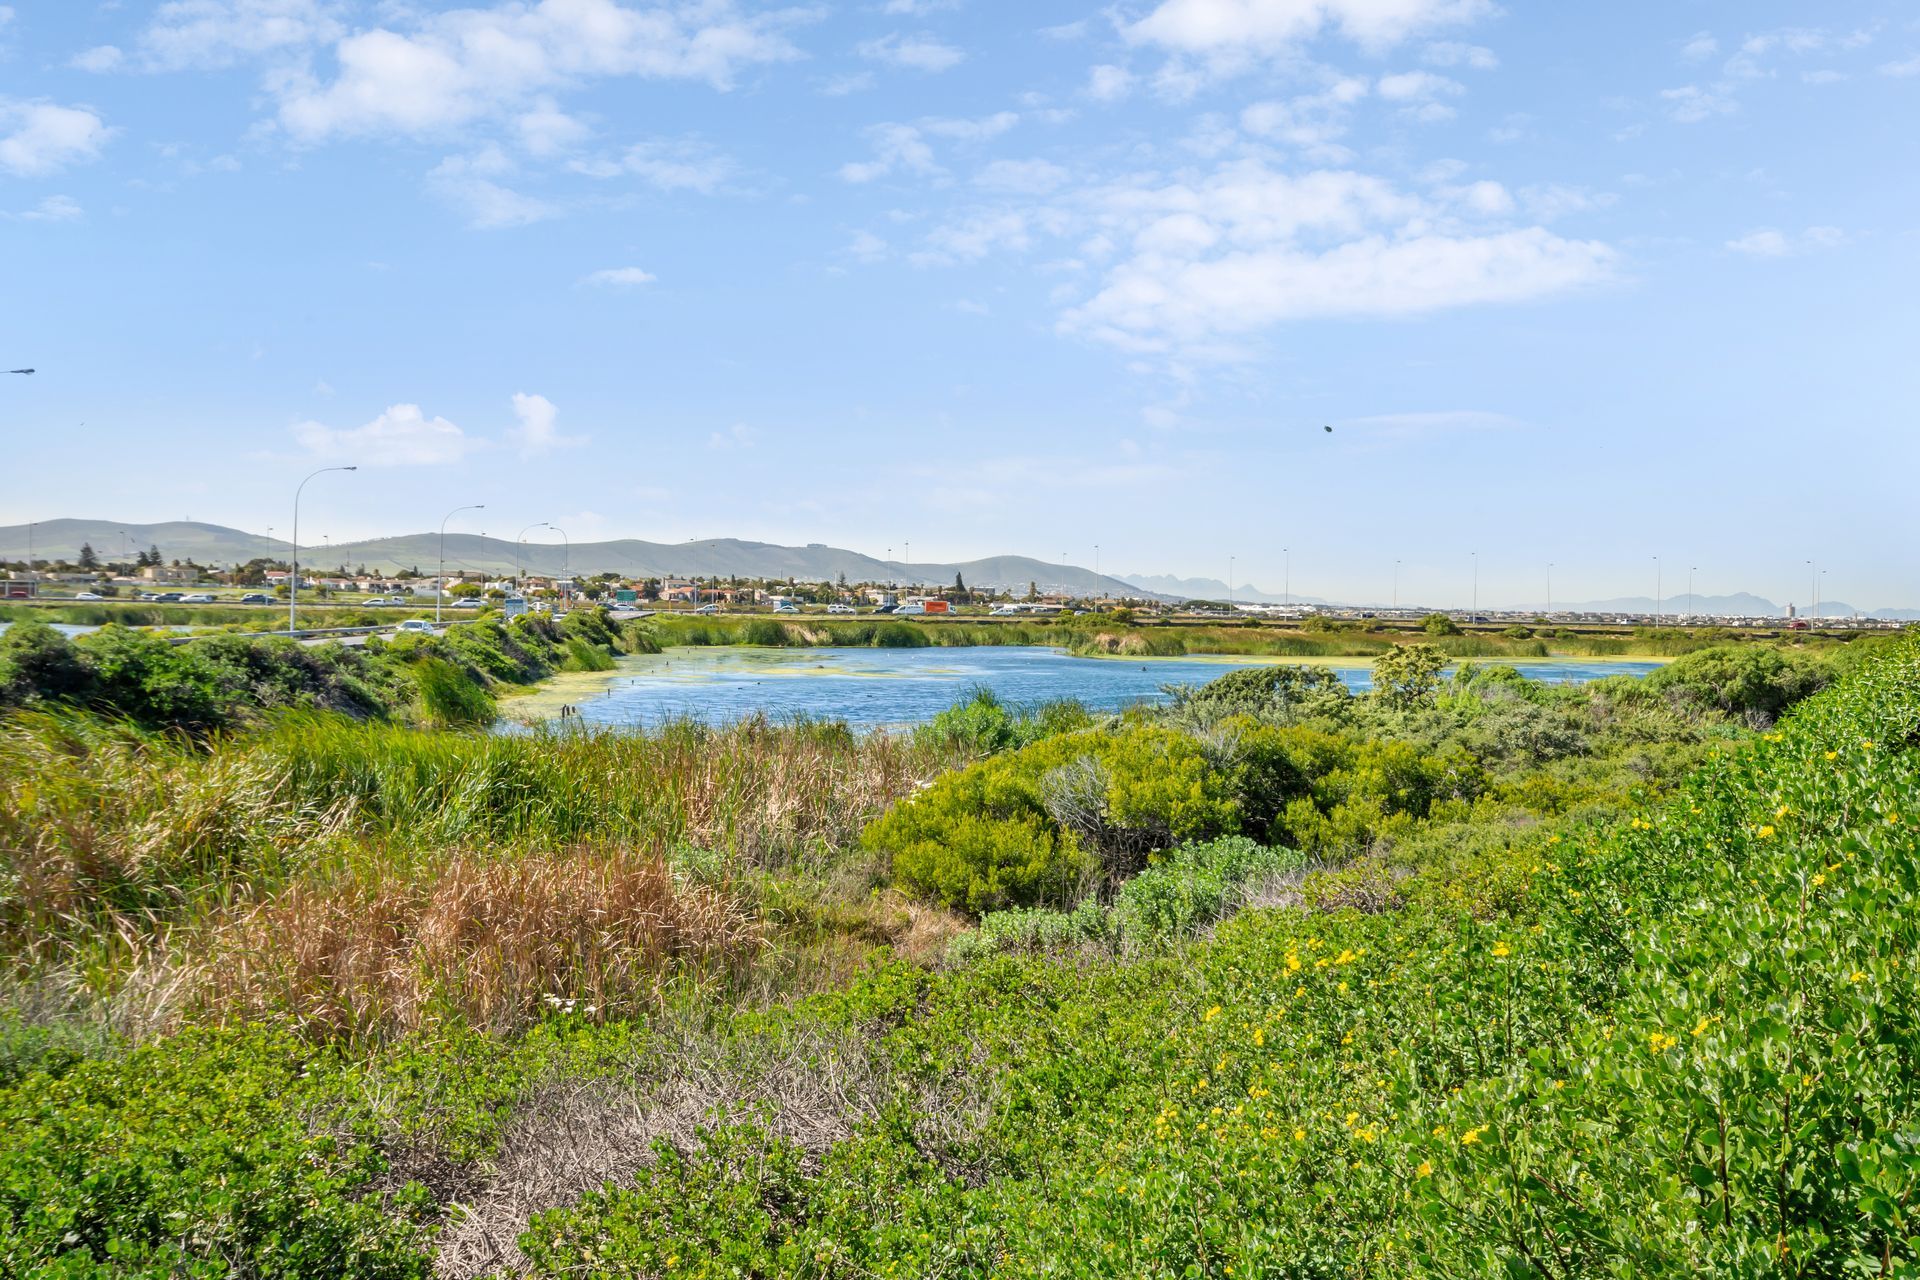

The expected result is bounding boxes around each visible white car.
[181,593,216,603]
[396,619,436,634]
[773,604,800,614]
[74,591,104,601]
[692,604,719,615]
[827,603,855,614]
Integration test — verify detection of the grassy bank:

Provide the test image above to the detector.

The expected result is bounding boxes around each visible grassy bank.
[634,611,1845,661]
[0,633,1908,1275]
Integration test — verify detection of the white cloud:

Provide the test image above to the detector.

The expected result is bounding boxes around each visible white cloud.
[898,161,1613,353]
[293,403,479,466]
[72,45,125,72]
[881,0,962,12]
[270,1,807,144]
[10,195,84,222]
[846,229,889,260]
[1881,55,1920,78]
[1726,226,1846,257]
[974,157,1070,194]
[1086,64,1133,102]
[138,0,342,71]
[580,266,657,287]
[856,32,965,72]
[838,122,939,182]
[0,100,113,176]
[1660,83,1736,123]
[514,100,589,157]
[1680,31,1718,62]
[427,152,557,228]
[1240,76,1369,159]
[1377,70,1461,100]
[820,71,876,95]
[708,422,756,450]
[921,111,1018,141]
[1126,0,1493,57]
[1422,40,1495,69]
[572,138,735,192]
[508,392,585,456]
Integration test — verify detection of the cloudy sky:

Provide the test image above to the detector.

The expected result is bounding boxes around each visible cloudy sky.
[2,0,1917,607]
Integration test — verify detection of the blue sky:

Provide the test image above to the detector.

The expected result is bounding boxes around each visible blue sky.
[2,0,1917,608]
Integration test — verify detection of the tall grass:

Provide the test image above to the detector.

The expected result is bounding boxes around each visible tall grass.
[192,847,761,1040]
[0,709,961,949]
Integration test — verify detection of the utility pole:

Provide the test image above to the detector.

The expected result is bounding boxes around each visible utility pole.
[1228,555,1234,609]
[437,503,485,624]
[1688,566,1697,620]
[1393,559,1400,611]
[1653,555,1662,626]
[290,466,356,632]
[551,526,569,608]
[1471,550,1478,618]
[1283,547,1290,610]
[516,522,549,591]
[1808,559,1817,622]
[1546,563,1553,617]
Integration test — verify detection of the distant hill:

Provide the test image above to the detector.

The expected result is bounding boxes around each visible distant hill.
[0,519,1154,598]
[1121,572,1329,606]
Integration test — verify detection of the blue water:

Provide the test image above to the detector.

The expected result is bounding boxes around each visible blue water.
[533,646,1664,729]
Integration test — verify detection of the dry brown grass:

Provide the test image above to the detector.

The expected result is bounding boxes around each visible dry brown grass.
[192,848,763,1040]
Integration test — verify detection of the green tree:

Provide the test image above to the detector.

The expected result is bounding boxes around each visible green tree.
[77,542,100,571]
[1421,612,1461,636]
[1372,643,1446,709]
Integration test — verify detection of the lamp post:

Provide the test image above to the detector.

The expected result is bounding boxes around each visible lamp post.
[1284,547,1290,610]
[1688,566,1697,621]
[1393,559,1400,612]
[515,521,549,591]
[550,526,569,607]
[1471,550,1478,619]
[1228,555,1235,609]
[1546,563,1553,617]
[1653,555,1662,626]
[1808,559,1818,622]
[290,466,355,632]
[436,503,485,623]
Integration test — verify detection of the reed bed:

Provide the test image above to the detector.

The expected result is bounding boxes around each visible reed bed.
[1,710,963,952]
[192,847,761,1040]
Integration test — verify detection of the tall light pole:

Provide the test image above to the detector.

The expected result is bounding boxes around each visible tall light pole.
[1283,547,1290,610]
[550,525,569,607]
[1653,555,1662,626]
[515,521,549,591]
[436,503,485,623]
[1807,559,1818,621]
[1228,555,1235,609]
[1688,566,1697,620]
[1546,562,1553,617]
[290,465,356,632]
[1471,550,1478,619]
[1393,559,1401,611]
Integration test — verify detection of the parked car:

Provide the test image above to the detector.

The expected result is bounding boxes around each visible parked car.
[239,592,271,604]
[873,604,898,614]
[826,603,855,614]
[396,619,436,634]
[773,604,799,614]
[74,591,104,601]
[154,592,184,603]
[181,593,216,603]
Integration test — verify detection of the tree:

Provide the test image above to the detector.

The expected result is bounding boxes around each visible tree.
[1422,612,1462,636]
[1027,580,1039,601]
[78,543,99,572]
[1372,643,1447,710]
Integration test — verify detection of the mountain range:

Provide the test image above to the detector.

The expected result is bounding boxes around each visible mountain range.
[0,519,1148,599]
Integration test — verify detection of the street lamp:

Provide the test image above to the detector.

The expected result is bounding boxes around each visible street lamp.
[550,525,569,606]
[1283,547,1290,610]
[437,503,485,623]
[515,521,549,591]
[1807,559,1818,622]
[290,466,356,632]
[1393,559,1401,611]
[1471,550,1478,619]
[1653,555,1662,626]
[1688,566,1697,621]
[1546,563,1554,617]
[1228,555,1235,609]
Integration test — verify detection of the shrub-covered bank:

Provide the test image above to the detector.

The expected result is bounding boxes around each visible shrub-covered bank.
[0,608,627,730]
[0,634,1909,1276]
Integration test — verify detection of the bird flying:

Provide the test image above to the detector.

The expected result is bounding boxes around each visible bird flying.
[7,368,32,375]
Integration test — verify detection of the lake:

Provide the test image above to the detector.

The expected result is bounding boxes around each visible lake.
[507,646,1666,730]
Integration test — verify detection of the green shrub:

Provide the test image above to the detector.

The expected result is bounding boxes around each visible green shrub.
[0,1025,429,1277]
[1371,643,1447,709]
[1643,643,1833,722]
[1164,663,1353,725]
[1422,613,1462,636]
[410,655,497,726]
[868,726,1242,912]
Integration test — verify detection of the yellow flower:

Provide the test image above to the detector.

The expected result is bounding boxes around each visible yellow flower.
[1775,804,1790,819]
[1491,943,1511,958]
[1203,1005,1221,1023]
[1460,1126,1487,1146]
[1648,1031,1678,1053]
[1850,971,1866,984]
[1293,1128,1306,1142]
[1252,1028,1265,1048]
[1757,825,1776,839]
[1691,1016,1712,1037]
[1812,873,1826,888]
[1824,750,1838,761]
[1416,1161,1433,1178]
